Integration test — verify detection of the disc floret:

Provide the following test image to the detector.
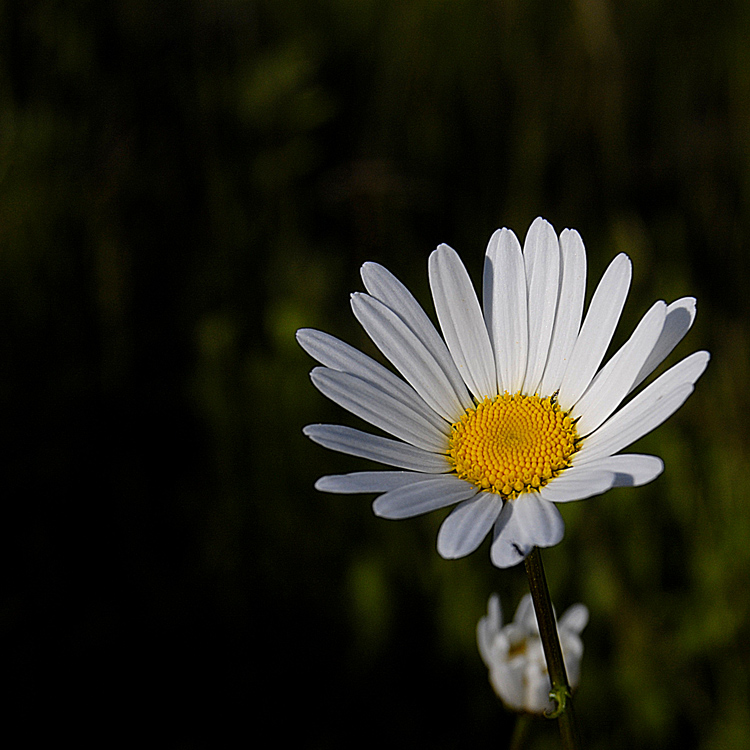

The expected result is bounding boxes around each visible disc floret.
[448,392,579,499]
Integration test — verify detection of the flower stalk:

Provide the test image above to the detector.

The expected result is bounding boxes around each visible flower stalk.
[524,546,581,750]
[509,714,532,750]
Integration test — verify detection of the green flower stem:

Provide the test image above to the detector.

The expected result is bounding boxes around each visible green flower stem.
[524,547,581,750]
[509,713,533,750]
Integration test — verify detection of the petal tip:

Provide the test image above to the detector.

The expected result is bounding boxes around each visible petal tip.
[528,215,554,233]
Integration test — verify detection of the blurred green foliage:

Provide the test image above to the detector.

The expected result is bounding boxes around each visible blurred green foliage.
[0,0,748,747]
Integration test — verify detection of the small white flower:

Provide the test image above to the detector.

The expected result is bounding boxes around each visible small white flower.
[298,217,709,567]
[477,593,588,715]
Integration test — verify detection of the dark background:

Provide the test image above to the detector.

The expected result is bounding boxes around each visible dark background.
[1,1,747,747]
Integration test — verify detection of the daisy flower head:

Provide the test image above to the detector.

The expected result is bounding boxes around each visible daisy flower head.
[477,593,588,715]
[298,217,709,568]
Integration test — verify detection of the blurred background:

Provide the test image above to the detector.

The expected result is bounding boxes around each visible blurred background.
[1,0,748,747]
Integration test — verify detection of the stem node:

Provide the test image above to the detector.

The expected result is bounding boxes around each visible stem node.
[524,547,582,749]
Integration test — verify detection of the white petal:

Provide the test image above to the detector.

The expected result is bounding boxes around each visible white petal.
[489,504,522,568]
[297,327,390,378]
[573,300,667,436]
[477,594,503,664]
[538,228,587,396]
[575,350,710,464]
[372,475,478,519]
[351,293,465,421]
[629,297,697,393]
[489,495,565,568]
[310,367,448,452]
[522,218,561,395]
[557,253,632,409]
[537,468,616,503]
[512,593,538,631]
[483,228,528,394]
[477,595,503,665]
[489,658,527,711]
[437,493,504,559]
[487,593,503,632]
[303,424,451,472]
[560,634,584,690]
[571,453,664,487]
[360,262,473,410]
[298,328,445,427]
[559,604,589,635]
[515,494,566,546]
[429,244,497,399]
[525,664,555,715]
[315,470,430,494]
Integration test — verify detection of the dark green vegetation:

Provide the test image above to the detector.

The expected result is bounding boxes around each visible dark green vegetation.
[1,1,748,747]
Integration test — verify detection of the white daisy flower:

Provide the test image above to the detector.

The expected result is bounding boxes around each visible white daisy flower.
[477,593,588,715]
[298,217,709,568]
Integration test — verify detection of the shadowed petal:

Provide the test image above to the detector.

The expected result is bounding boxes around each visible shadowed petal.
[351,292,466,420]
[537,468,616,502]
[315,471,432,493]
[360,262,474,411]
[373,475,478,519]
[557,253,632,409]
[573,300,666,436]
[303,424,451,472]
[298,328,446,428]
[437,493,504,559]
[310,367,448,452]
[490,495,565,568]
[571,453,664,487]
[629,297,697,393]
[575,350,710,464]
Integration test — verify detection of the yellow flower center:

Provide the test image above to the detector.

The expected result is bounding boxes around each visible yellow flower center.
[447,393,579,499]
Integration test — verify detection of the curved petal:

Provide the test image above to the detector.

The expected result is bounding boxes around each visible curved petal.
[522,218,561,395]
[570,453,664,487]
[437,493,504,559]
[489,503,521,568]
[372,474,478,519]
[629,297,697,393]
[557,253,632,410]
[574,350,710,464]
[538,228,587,396]
[572,300,667,436]
[360,262,473,411]
[514,495,566,546]
[512,593,538,631]
[477,593,503,664]
[490,495,565,568]
[298,329,445,427]
[297,327,396,381]
[483,228,528,394]
[489,658,527,712]
[537,468,616,503]
[351,292,465,420]
[303,424,451,472]
[560,634,584,689]
[525,661,555,714]
[429,244,497,399]
[559,604,589,635]
[310,367,448,452]
[315,470,431,494]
